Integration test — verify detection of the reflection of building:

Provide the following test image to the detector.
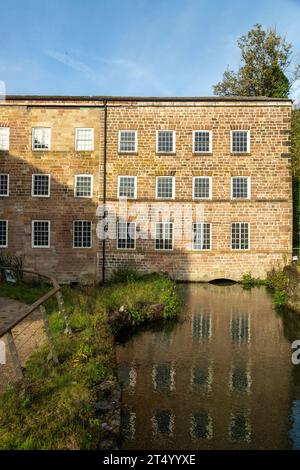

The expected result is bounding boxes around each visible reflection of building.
[117,284,293,450]
[0,96,292,282]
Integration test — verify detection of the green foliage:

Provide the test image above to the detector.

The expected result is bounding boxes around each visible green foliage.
[213,24,299,97]
[273,289,288,307]
[0,271,180,449]
[241,273,266,289]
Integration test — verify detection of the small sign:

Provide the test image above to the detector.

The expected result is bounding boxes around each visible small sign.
[0,340,5,365]
[4,269,17,283]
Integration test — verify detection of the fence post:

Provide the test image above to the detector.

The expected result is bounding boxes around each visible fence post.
[56,291,72,335]
[40,305,59,364]
[6,331,23,380]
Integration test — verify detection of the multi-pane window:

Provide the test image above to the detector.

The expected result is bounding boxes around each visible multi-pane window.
[0,174,9,196]
[231,177,250,199]
[193,177,211,199]
[155,222,173,250]
[119,130,137,153]
[118,176,136,199]
[231,131,250,153]
[0,220,8,247]
[156,131,175,153]
[32,128,51,150]
[75,128,94,151]
[74,175,93,198]
[73,220,92,248]
[231,222,250,250]
[192,223,211,250]
[156,176,175,199]
[193,131,212,153]
[32,174,50,197]
[32,221,50,248]
[0,128,9,150]
[117,221,136,249]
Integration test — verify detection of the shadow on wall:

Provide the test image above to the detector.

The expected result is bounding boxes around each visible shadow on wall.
[0,152,100,283]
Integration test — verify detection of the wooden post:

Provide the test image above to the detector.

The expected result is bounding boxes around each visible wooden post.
[56,291,72,335]
[40,305,59,364]
[6,331,23,380]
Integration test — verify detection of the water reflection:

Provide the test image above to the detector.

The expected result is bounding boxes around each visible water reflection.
[117,283,300,449]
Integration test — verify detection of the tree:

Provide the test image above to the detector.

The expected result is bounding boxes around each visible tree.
[213,24,299,98]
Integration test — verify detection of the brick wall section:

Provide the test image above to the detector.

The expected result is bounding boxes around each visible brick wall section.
[0,97,292,282]
[0,102,103,282]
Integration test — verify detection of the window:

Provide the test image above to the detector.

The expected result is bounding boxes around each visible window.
[156,131,175,153]
[119,130,137,153]
[190,412,213,440]
[32,174,50,197]
[193,177,212,199]
[231,177,250,199]
[32,221,50,248]
[193,131,212,153]
[231,222,250,250]
[231,130,250,153]
[192,223,211,250]
[192,314,212,342]
[73,220,92,248]
[0,220,8,247]
[118,176,137,199]
[75,128,94,151]
[231,313,250,344]
[0,128,9,150]
[156,176,175,199]
[74,175,93,198]
[117,221,136,249]
[32,128,51,150]
[155,222,173,250]
[0,174,9,196]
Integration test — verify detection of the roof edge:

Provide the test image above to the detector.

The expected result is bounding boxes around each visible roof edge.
[3,95,292,103]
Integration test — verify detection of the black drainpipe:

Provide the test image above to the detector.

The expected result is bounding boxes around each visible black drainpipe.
[102,99,108,283]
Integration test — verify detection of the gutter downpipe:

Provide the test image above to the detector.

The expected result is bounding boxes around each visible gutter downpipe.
[102,99,108,283]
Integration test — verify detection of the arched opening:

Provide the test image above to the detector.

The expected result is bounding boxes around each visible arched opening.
[209,278,237,286]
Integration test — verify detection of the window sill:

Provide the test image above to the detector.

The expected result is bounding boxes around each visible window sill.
[118,151,138,156]
[231,152,251,156]
[156,152,176,156]
[193,152,213,156]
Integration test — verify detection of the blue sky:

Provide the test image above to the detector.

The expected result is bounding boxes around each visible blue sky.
[1,0,300,98]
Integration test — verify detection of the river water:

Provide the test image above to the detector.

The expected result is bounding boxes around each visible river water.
[116,283,300,450]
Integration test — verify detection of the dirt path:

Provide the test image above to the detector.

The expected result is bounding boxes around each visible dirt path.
[0,298,45,394]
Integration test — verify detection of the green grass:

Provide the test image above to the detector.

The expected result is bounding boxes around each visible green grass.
[0,272,180,449]
[0,281,50,304]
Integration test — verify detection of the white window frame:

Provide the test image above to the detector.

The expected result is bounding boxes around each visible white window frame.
[192,130,212,154]
[32,127,51,151]
[156,130,176,154]
[231,130,250,154]
[117,176,137,199]
[73,220,93,249]
[231,176,251,200]
[116,221,136,250]
[32,220,50,248]
[118,130,138,153]
[155,222,174,251]
[192,223,212,251]
[156,176,175,200]
[75,128,94,151]
[192,176,212,200]
[31,174,51,198]
[0,174,9,197]
[0,127,10,151]
[74,175,93,198]
[0,220,8,248]
[231,222,250,251]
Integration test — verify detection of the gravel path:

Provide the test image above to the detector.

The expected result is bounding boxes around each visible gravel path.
[0,297,45,394]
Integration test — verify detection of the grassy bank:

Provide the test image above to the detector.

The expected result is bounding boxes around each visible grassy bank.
[0,272,180,450]
[241,265,300,310]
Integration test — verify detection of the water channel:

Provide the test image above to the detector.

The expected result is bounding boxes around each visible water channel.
[116,283,300,450]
